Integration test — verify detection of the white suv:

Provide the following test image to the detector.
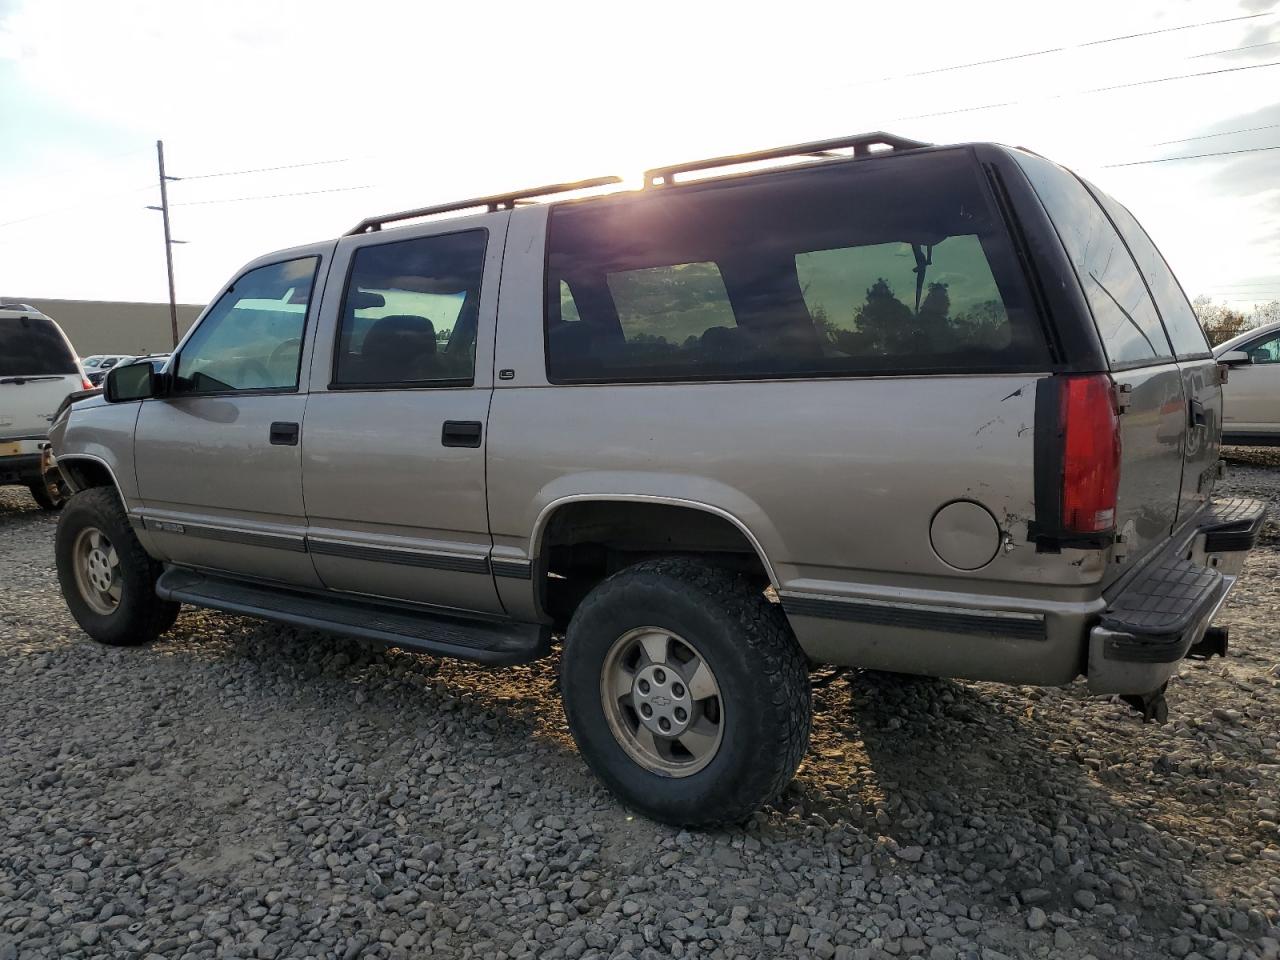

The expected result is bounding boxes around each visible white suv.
[0,303,88,509]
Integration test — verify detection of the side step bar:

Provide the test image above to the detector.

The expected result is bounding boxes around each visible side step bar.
[156,567,550,666]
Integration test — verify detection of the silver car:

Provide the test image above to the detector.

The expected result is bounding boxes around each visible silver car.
[48,133,1265,826]
[1214,320,1280,446]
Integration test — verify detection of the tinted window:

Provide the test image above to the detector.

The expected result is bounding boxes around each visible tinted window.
[0,315,78,376]
[333,230,487,387]
[175,257,317,394]
[545,151,1048,382]
[1088,189,1211,359]
[1016,154,1172,367]
[1242,332,1280,364]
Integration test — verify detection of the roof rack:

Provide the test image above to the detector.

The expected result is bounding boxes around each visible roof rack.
[643,131,930,187]
[344,176,624,236]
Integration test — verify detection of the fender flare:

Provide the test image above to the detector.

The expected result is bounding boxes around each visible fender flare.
[529,493,780,587]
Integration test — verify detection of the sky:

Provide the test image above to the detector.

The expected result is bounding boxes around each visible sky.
[1,0,1279,312]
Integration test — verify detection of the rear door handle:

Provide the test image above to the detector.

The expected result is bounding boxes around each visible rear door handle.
[1189,399,1207,428]
[441,420,483,448]
[270,421,300,445]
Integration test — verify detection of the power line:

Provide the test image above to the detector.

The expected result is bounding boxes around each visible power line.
[1079,12,1272,47]
[169,184,374,206]
[897,59,1280,122]
[7,146,151,189]
[862,11,1275,85]
[1153,122,1280,146]
[1103,142,1280,167]
[1188,39,1280,59]
[0,184,153,229]
[180,157,350,181]
[1084,58,1280,95]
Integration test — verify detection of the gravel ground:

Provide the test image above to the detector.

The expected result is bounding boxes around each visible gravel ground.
[2,456,1279,960]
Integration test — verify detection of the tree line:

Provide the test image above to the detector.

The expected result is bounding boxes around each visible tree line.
[1193,296,1280,346]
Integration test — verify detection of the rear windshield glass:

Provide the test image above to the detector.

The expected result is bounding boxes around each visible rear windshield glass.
[0,315,78,376]
[545,149,1049,382]
[1014,153,1174,368]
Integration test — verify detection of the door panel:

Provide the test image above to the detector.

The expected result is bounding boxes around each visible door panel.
[134,393,320,585]
[131,245,333,587]
[301,211,508,615]
[1222,361,1280,431]
[302,389,499,613]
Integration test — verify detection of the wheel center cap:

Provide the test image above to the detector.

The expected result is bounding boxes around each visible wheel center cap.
[631,663,693,737]
[87,549,111,591]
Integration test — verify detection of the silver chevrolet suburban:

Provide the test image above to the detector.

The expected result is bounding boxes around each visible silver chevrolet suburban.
[49,133,1266,826]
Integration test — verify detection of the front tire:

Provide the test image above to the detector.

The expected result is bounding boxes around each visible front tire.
[560,558,810,827]
[55,487,179,646]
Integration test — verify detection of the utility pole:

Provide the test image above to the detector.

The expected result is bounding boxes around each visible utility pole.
[147,140,184,348]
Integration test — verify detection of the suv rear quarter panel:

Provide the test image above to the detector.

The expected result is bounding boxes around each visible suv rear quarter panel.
[489,206,1107,645]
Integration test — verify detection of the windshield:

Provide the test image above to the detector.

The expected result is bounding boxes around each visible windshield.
[0,315,78,377]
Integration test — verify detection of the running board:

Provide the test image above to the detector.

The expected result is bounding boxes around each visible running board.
[156,567,550,665]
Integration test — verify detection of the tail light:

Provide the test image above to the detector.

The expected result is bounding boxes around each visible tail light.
[1060,374,1121,534]
[81,376,94,391]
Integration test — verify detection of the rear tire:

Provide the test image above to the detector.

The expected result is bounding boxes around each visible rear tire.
[560,558,810,827]
[55,487,179,646]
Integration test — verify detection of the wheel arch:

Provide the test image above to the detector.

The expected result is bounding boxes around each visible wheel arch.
[57,454,125,502]
[529,494,781,628]
[531,494,780,586]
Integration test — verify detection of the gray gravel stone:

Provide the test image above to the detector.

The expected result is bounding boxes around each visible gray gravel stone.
[3,453,1280,959]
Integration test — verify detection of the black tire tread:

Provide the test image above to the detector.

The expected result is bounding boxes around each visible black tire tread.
[56,487,178,646]
[565,557,810,827]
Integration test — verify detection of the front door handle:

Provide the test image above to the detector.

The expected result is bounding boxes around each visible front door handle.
[1188,398,1207,429]
[270,421,300,446]
[441,420,482,448]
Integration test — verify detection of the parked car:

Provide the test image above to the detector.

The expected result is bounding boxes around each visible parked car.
[1214,320,1280,446]
[49,133,1265,826]
[0,303,90,509]
[83,354,139,386]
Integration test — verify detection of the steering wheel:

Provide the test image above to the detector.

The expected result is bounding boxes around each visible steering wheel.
[270,338,301,366]
[236,358,273,388]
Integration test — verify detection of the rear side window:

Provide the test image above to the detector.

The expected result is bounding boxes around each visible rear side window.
[1088,190,1211,359]
[333,230,487,388]
[545,150,1049,382]
[0,315,78,376]
[1015,154,1173,368]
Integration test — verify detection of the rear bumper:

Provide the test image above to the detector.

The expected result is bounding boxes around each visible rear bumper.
[1086,497,1266,695]
[0,452,44,486]
[783,497,1266,695]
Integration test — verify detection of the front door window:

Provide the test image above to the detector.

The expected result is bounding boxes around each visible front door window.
[174,257,319,395]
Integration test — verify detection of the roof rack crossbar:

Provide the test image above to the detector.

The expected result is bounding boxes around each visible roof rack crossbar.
[344,176,624,236]
[643,131,930,187]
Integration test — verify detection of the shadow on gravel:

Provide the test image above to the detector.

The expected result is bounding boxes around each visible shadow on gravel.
[795,669,1266,944]
[166,615,571,752]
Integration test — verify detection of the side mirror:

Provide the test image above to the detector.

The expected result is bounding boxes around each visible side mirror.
[104,361,163,402]
[1218,350,1252,367]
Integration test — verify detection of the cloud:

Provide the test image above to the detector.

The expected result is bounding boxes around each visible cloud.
[1239,0,1278,11]
[1167,101,1280,197]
